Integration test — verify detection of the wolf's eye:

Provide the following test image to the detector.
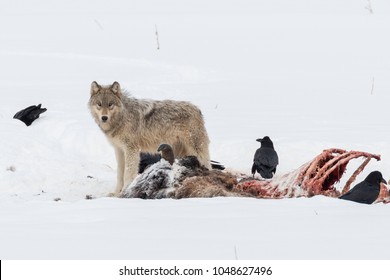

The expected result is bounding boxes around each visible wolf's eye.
[108,102,114,109]
[97,102,102,108]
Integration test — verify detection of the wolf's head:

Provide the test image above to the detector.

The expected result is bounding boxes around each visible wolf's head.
[89,81,123,132]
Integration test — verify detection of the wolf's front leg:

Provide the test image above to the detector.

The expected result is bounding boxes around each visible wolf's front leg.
[123,149,140,191]
[114,147,125,195]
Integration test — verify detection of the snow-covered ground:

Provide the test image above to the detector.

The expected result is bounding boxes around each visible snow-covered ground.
[1,0,390,260]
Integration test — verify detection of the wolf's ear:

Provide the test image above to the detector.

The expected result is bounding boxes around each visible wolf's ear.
[110,81,121,97]
[91,81,101,95]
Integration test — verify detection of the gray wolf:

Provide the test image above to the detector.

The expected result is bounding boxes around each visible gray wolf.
[251,136,279,179]
[88,81,211,195]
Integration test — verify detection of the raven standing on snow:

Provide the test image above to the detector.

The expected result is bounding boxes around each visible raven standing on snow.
[251,136,279,179]
[339,171,386,204]
[13,104,47,126]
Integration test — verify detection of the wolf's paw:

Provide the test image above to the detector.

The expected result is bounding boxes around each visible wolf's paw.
[107,192,120,198]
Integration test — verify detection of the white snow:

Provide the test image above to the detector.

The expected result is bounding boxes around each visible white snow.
[1,0,390,260]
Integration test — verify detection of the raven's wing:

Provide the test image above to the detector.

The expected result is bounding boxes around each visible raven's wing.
[254,148,279,168]
[253,149,278,178]
[339,181,378,204]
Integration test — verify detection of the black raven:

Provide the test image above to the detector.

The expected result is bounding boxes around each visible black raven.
[13,104,47,126]
[157,143,175,165]
[339,171,386,204]
[251,136,279,179]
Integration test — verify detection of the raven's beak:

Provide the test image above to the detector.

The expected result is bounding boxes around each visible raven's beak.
[256,138,262,142]
[381,178,387,185]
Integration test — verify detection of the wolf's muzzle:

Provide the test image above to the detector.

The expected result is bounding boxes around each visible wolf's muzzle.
[101,116,108,122]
